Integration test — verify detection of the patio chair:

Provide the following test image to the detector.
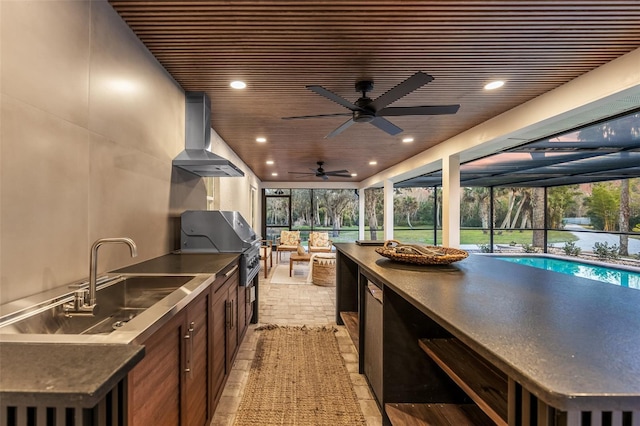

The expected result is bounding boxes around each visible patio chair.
[308,231,333,253]
[276,230,301,263]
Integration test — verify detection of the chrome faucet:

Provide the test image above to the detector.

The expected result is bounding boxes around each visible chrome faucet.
[65,237,138,315]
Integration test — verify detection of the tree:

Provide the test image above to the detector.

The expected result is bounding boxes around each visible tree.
[462,187,490,230]
[619,180,629,255]
[547,185,581,229]
[317,189,357,237]
[365,188,383,240]
[585,183,619,231]
[578,113,639,252]
[394,191,419,228]
[531,187,545,248]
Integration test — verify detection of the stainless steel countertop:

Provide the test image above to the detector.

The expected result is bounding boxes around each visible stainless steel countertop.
[0,253,239,404]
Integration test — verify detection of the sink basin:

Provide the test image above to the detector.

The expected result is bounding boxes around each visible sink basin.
[0,275,192,335]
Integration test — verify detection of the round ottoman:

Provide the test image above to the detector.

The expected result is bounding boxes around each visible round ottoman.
[312,253,336,286]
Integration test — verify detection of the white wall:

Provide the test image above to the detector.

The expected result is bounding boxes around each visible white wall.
[0,1,208,303]
[210,129,261,230]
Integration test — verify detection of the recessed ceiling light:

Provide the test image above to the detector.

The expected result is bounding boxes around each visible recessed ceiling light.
[402,137,414,143]
[351,173,357,177]
[230,80,246,89]
[256,137,266,143]
[369,161,377,165]
[484,80,505,90]
[266,160,274,165]
[271,172,278,176]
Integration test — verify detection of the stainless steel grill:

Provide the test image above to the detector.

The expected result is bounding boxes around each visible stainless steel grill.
[180,210,261,287]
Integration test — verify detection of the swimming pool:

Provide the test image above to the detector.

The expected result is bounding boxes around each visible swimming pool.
[494,255,640,289]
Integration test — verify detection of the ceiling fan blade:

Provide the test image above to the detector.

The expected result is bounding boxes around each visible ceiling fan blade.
[325,118,356,138]
[326,173,352,178]
[321,174,329,180]
[288,172,315,175]
[307,86,364,111]
[369,71,434,111]
[282,112,352,120]
[377,105,460,116]
[324,170,349,175]
[370,117,403,135]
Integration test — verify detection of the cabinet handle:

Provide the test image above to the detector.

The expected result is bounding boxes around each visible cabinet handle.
[184,332,191,374]
[184,321,195,376]
[225,265,239,277]
[226,301,231,329]
[189,321,194,377]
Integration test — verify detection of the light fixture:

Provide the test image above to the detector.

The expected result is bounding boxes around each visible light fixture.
[230,80,246,89]
[271,172,278,176]
[369,161,377,165]
[351,173,358,177]
[402,137,414,143]
[256,137,266,143]
[484,80,505,90]
[266,160,274,165]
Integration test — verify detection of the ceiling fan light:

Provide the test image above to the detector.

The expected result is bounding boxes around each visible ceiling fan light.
[484,80,505,90]
[230,80,246,89]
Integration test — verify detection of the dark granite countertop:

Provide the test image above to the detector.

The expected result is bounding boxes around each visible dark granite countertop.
[0,252,239,407]
[0,343,144,407]
[335,243,640,411]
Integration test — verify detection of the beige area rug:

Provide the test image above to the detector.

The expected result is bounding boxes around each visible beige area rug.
[233,326,367,426]
[270,263,310,285]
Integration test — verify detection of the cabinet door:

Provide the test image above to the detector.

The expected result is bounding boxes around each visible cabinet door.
[226,283,238,369]
[183,289,210,426]
[237,285,247,339]
[211,283,229,404]
[128,310,184,426]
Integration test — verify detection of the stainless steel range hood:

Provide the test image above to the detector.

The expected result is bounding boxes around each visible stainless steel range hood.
[172,91,244,177]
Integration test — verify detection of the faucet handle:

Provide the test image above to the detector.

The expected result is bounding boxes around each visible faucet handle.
[74,289,88,308]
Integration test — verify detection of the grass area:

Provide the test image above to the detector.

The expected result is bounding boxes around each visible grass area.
[389,229,578,245]
[291,227,578,246]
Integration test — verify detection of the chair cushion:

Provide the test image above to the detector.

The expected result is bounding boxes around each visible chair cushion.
[280,230,300,246]
[310,232,330,247]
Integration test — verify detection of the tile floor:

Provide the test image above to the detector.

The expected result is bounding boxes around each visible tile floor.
[210,255,383,426]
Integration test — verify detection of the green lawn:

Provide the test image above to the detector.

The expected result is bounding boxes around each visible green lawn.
[306,227,578,246]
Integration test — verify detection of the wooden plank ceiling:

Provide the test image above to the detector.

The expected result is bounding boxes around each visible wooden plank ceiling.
[108,1,640,183]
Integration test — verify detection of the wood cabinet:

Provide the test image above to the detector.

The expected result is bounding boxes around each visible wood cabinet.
[210,262,241,407]
[128,308,183,426]
[183,289,210,426]
[127,288,210,426]
[127,259,245,426]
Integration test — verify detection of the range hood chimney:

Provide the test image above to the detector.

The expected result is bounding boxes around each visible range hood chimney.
[172,91,244,177]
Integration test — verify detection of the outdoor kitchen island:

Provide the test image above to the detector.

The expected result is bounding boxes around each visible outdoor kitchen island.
[334,243,640,426]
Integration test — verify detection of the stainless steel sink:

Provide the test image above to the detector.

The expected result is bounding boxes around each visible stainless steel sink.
[0,275,192,335]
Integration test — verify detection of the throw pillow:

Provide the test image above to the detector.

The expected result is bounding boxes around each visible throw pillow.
[281,230,300,246]
[296,244,306,255]
[312,232,330,247]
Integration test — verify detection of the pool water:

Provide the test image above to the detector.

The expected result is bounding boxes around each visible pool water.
[495,256,640,289]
